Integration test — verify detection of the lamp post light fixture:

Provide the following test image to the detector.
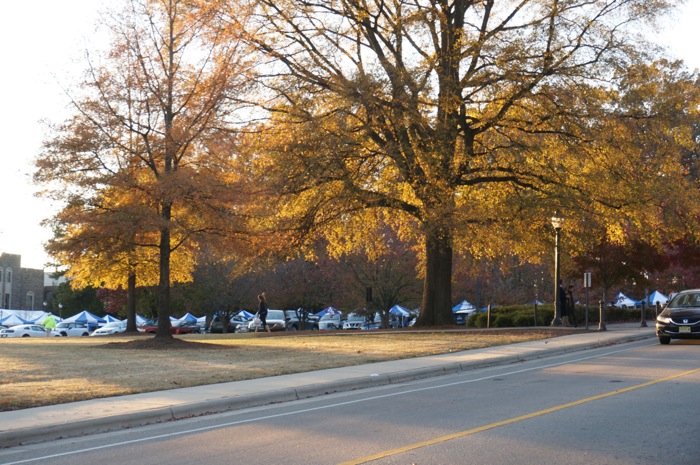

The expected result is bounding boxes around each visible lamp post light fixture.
[551,211,564,326]
[58,303,63,319]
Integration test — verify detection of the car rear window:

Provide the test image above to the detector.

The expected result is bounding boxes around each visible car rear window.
[670,292,700,307]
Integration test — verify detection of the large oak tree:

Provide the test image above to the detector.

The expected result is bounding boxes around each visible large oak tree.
[234,0,693,325]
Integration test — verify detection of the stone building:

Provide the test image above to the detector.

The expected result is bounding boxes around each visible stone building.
[0,253,45,310]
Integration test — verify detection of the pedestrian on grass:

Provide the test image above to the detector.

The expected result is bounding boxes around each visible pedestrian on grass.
[43,314,57,336]
[256,292,271,333]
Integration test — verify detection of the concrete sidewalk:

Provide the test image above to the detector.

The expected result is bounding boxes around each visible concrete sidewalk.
[0,323,656,448]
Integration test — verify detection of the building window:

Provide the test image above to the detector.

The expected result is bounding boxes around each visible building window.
[3,293,9,309]
[5,268,11,283]
[26,292,35,310]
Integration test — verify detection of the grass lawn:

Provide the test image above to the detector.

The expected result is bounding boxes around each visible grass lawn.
[0,328,578,411]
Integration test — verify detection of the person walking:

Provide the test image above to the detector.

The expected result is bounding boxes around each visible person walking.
[256,292,271,333]
[567,284,578,327]
[559,280,572,327]
[43,314,57,336]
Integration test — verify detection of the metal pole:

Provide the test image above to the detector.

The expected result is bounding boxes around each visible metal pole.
[551,227,562,326]
[640,301,647,327]
[598,300,607,331]
[585,286,589,330]
[534,291,538,326]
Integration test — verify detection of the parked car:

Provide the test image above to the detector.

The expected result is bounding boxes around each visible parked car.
[284,310,319,331]
[318,313,343,330]
[171,320,201,334]
[90,321,127,336]
[656,289,700,344]
[0,324,49,337]
[141,320,201,334]
[343,313,382,330]
[246,309,288,332]
[51,322,91,337]
[343,313,366,330]
[210,314,250,333]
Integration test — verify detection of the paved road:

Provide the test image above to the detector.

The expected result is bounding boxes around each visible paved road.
[4,333,698,465]
[0,323,655,450]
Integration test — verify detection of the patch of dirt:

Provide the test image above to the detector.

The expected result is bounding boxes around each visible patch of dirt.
[102,337,234,350]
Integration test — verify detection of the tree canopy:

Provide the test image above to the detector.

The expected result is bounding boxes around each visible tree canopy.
[36,0,255,337]
[34,0,700,330]
[233,0,697,325]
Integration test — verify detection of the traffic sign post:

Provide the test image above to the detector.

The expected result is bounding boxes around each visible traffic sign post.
[584,272,591,330]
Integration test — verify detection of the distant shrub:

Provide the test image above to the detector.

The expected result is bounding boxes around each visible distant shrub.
[467,312,488,328]
[512,313,534,327]
[493,314,513,327]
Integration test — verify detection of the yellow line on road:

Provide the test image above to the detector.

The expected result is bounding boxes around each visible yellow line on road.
[338,367,700,465]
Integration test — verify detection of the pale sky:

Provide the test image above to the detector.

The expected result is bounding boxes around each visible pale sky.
[0,1,698,270]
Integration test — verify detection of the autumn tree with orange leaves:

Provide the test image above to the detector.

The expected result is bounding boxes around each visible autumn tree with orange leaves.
[233,0,698,326]
[36,0,255,338]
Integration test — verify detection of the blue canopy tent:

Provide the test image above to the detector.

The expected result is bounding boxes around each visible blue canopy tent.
[63,310,105,325]
[103,314,122,323]
[389,305,412,327]
[176,313,198,323]
[316,306,339,317]
[0,314,32,326]
[62,310,105,331]
[452,300,476,313]
[389,304,411,316]
[452,300,478,325]
[644,290,668,307]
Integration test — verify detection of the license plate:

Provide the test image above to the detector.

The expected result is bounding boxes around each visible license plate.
[679,326,691,333]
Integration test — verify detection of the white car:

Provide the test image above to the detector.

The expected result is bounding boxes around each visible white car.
[0,324,50,337]
[343,313,382,330]
[342,313,366,330]
[318,313,342,330]
[90,321,127,336]
[51,322,91,337]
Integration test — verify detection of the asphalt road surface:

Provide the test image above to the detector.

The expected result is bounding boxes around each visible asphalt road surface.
[2,338,699,465]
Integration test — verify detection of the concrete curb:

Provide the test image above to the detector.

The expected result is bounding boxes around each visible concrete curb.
[0,328,656,448]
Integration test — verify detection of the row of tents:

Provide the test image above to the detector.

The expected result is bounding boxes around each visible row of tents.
[2,291,668,329]
[450,289,671,316]
[0,305,417,329]
[613,290,669,308]
[0,309,204,328]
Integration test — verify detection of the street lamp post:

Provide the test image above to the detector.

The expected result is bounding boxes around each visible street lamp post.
[551,212,564,326]
[58,303,63,320]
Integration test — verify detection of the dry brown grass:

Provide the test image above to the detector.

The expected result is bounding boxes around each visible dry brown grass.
[0,328,574,411]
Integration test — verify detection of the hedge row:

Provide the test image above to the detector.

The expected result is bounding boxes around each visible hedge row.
[465,304,657,328]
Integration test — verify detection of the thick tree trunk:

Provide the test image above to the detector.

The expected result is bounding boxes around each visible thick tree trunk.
[156,203,173,339]
[126,270,138,332]
[416,223,454,326]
